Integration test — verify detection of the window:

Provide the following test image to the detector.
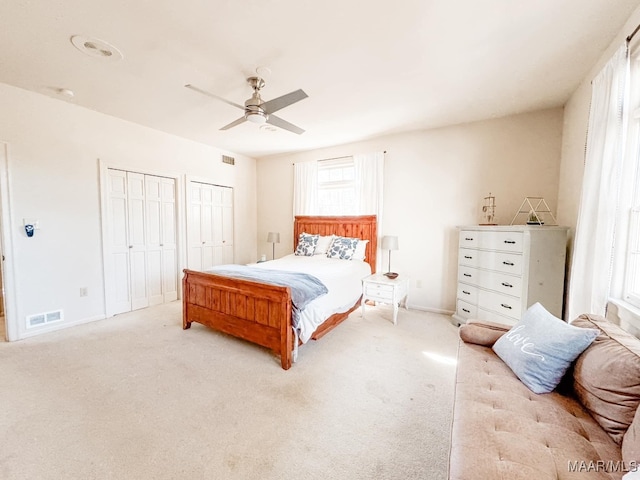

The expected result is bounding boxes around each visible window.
[317,157,356,215]
[619,52,640,309]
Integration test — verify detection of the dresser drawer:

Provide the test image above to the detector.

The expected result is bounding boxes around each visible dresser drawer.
[458,265,480,286]
[476,307,518,326]
[478,251,523,275]
[457,283,478,304]
[479,231,524,253]
[478,290,522,320]
[459,248,479,267]
[456,300,477,320]
[459,231,479,249]
[482,270,523,297]
[364,283,394,301]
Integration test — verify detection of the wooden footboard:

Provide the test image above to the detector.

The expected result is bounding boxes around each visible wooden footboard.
[182,269,294,369]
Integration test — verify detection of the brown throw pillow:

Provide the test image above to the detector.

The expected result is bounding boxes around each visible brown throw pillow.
[459,319,511,347]
[572,314,640,445]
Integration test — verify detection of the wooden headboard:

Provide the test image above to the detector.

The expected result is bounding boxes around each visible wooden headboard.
[293,215,377,273]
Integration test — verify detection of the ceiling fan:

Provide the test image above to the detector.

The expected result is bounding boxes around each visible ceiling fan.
[185,76,308,135]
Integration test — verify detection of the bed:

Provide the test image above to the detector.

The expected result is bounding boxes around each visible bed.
[182,215,377,369]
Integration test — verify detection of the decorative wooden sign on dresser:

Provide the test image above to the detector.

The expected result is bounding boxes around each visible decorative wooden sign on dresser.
[452,225,568,326]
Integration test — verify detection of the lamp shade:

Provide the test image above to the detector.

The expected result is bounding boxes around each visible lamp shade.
[267,232,280,243]
[381,235,399,250]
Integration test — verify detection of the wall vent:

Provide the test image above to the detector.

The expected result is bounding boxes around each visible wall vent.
[222,155,235,165]
[27,309,64,329]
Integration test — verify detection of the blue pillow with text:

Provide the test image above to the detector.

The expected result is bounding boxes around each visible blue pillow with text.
[492,303,599,394]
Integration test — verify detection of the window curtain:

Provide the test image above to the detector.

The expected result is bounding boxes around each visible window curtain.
[293,160,318,216]
[354,151,384,221]
[567,44,629,321]
[354,152,385,272]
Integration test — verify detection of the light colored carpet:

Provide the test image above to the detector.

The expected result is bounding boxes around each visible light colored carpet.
[0,301,459,480]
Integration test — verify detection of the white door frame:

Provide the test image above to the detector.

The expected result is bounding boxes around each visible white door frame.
[0,142,18,341]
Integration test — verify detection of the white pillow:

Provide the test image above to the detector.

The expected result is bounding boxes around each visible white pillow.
[353,239,368,261]
[314,235,335,255]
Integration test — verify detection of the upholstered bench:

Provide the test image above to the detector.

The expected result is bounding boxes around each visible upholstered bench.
[449,312,640,480]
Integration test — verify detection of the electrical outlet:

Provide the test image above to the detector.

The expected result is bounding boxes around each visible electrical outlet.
[80,287,88,297]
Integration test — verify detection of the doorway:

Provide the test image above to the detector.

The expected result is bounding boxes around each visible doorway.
[0,142,14,341]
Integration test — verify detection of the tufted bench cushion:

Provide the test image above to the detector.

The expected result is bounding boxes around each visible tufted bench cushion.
[449,341,623,480]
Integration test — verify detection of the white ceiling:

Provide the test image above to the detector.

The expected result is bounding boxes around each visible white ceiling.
[1,0,639,158]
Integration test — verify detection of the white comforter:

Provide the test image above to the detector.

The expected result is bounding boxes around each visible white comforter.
[253,254,371,343]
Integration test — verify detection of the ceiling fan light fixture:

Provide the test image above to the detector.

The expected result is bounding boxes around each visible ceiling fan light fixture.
[245,112,267,124]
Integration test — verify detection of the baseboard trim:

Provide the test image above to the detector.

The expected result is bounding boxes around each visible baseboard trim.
[408,304,455,316]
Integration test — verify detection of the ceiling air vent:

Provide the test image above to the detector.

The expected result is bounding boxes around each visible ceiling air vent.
[222,155,235,165]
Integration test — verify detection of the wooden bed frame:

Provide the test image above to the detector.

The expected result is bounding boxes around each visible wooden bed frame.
[182,215,377,369]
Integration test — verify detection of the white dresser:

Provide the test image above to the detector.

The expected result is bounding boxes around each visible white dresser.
[452,225,568,326]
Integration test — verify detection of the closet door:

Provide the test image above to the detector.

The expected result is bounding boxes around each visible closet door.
[188,181,234,270]
[145,175,177,306]
[127,172,148,311]
[106,169,177,316]
[220,186,234,263]
[160,178,178,302]
[107,169,132,315]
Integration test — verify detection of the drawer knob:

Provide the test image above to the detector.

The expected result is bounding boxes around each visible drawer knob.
[500,303,513,310]
[464,237,474,241]
[463,273,472,277]
[462,290,470,295]
[504,240,516,244]
[501,282,513,288]
[462,308,470,313]
[502,261,514,266]
[464,255,473,259]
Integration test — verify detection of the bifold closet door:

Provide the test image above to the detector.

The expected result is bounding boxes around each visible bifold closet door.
[188,182,234,270]
[145,175,178,306]
[106,169,177,316]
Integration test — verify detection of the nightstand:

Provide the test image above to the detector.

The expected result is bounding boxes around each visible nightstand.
[361,273,409,325]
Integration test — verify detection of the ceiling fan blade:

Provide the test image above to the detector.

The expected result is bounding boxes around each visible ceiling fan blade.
[220,117,247,130]
[266,114,305,135]
[262,89,308,114]
[184,84,245,110]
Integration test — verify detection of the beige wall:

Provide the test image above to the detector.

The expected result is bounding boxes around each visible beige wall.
[257,108,564,313]
[0,83,257,339]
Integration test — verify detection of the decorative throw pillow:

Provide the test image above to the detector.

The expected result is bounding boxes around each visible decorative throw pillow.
[314,235,335,255]
[492,303,599,394]
[294,232,319,256]
[352,239,369,261]
[326,236,359,260]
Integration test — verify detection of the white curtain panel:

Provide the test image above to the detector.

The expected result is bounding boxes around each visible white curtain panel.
[354,151,385,271]
[293,160,318,216]
[354,151,384,220]
[567,44,629,321]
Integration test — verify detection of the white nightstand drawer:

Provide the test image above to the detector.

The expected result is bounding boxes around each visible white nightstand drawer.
[459,248,479,267]
[456,300,477,319]
[457,283,478,304]
[365,283,394,294]
[365,286,394,302]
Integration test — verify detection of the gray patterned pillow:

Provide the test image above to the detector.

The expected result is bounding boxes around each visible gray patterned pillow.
[295,233,319,256]
[326,236,359,260]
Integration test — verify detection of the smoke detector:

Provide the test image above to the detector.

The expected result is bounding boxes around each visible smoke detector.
[70,35,123,61]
